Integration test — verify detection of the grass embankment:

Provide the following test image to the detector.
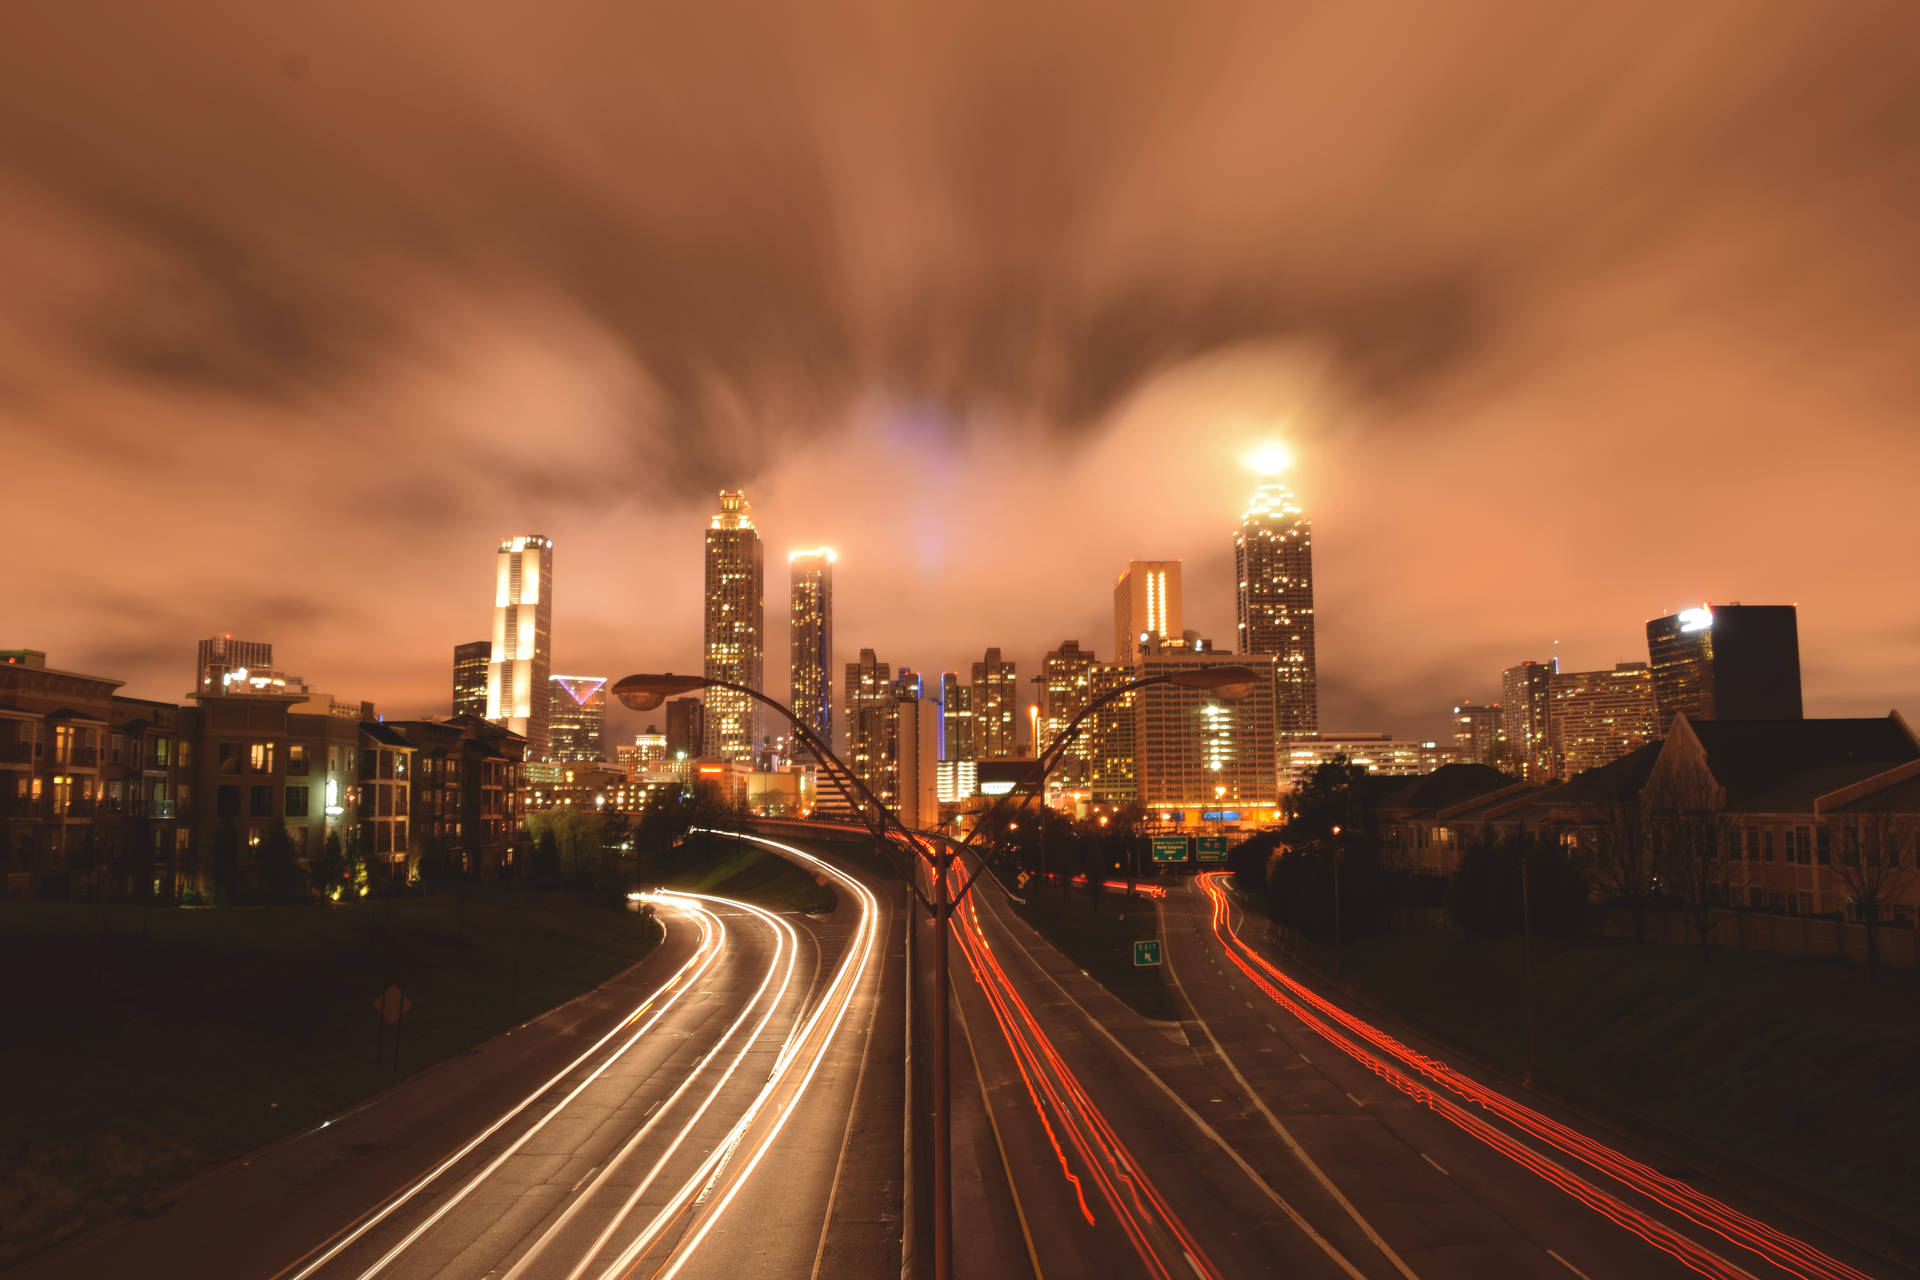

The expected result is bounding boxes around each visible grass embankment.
[0,892,662,1268]
[1296,923,1920,1246]
[648,833,837,914]
[1002,877,1178,1022]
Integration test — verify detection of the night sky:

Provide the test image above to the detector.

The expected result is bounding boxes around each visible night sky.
[5,2,1918,745]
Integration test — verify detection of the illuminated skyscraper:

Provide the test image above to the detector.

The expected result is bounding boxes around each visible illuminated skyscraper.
[971,647,1018,760]
[940,672,973,762]
[1450,700,1505,768]
[1548,662,1657,778]
[548,675,608,762]
[1040,640,1095,787]
[1646,604,1802,731]
[486,535,554,758]
[1135,644,1280,814]
[665,697,705,759]
[788,548,834,755]
[195,635,272,693]
[1236,474,1316,736]
[452,640,490,718]
[1085,662,1139,804]
[1114,561,1182,666]
[1501,660,1555,782]
[703,491,764,762]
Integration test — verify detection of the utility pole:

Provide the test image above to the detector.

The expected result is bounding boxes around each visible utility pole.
[1521,848,1538,1088]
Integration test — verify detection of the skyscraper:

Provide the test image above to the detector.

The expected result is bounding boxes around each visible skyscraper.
[1450,700,1505,768]
[548,675,609,762]
[1135,646,1279,812]
[788,548,834,755]
[1547,662,1658,778]
[703,491,764,762]
[1501,660,1555,782]
[971,647,1018,760]
[195,635,272,693]
[452,640,490,718]
[1085,662,1139,804]
[940,672,973,762]
[1113,561,1183,666]
[1236,474,1317,737]
[486,535,554,758]
[665,697,705,759]
[1040,640,1096,786]
[1646,603,1803,731]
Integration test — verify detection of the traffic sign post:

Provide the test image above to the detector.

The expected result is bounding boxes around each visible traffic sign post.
[1133,939,1162,966]
[1196,835,1229,862]
[1151,835,1190,863]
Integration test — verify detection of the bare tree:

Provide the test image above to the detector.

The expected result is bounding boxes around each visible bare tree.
[1590,799,1658,943]
[1644,760,1732,961]
[1825,800,1914,984]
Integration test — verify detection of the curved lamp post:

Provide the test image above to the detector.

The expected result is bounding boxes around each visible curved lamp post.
[611,663,1259,1280]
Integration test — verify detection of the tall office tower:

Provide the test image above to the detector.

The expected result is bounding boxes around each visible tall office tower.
[788,548,835,756]
[1548,662,1658,778]
[665,697,705,759]
[617,728,667,777]
[1113,561,1183,666]
[971,647,1019,760]
[894,694,942,829]
[548,675,609,762]
[1500,660,1555,782]
[703,491,765,761]
[1086,662,1139,804]
[940,673,973,761]
[1039,641,1096,786]
[1135,648,1280,811]
[1236,474,1317,736]
[1450,700,1505,768]
[845,648,893,794]
[486,535,555,758]
[452,641,491,718]
[195,635,272,692]
[1646,603,1802,731]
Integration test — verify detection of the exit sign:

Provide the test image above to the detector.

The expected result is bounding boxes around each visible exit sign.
[1151,835,1190,863]
[1133,939,1162,966]
[1196,836,1229,862]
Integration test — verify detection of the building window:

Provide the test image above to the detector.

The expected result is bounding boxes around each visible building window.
[151,737,170,769]
[249,785,273,817]
[218,743,241,774]
[250,742,275,773]
[110,734,125,765]
[178,739,192,769]
[1815,826,1830,865]
[286,786,310,818]
[1762,829,1774,862]
[217,785,241,818]
[292,826,310,857]
[288,743,308,776]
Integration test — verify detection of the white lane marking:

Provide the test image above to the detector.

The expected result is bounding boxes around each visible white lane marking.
[1548,1248,1595,1280]
[808,904,894,1280]
[1345,1092,1366,1109]
[1420,1153,1448,1178]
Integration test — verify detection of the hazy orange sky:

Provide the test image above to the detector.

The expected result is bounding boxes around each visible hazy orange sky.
[4,1,1918,745]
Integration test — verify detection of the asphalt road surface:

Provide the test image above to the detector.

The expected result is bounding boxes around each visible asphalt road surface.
[15,833,902,1280]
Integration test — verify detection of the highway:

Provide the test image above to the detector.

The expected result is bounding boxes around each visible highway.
[15,833,900,1280]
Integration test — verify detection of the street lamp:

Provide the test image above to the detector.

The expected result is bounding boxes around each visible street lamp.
[1329,823,1343,979]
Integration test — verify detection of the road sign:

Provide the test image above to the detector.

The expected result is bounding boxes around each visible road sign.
[1016,870,1031,888]
[1196,835,1229,862]
[1151,835,1190,863]
[373,985,412,1025]
[1133,939,1162,966]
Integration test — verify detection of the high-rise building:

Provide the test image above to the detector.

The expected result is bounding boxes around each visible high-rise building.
[940,673,973,762]
[971,647,1019,760]
[195,636,272,693]
[1086,662,1139,805]
[452,640,490,718]
[664,697,705,760]
[485,534,555,758]
[788,548,834,756]
[1646,603,1802,731]
[1113,561,1183,666]
[548,675,608,762]
[617,727,667,777]
[1501,661,1555,782]
[845,648,893,796]
[1039,641,1096,787]
[1134,643,1279,814]
[1548,662,1658,778]
[1282,732,1457,779]
[703,491,764,762]
[1450,700,1505,768]
[1236,475,1317,736]
[894,695,942,829]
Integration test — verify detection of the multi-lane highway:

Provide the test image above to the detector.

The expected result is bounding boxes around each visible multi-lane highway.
[16,833,900,1280]
[939,848,1902,1280]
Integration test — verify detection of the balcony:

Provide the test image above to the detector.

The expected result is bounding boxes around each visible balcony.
[67,746,100,768]
[0,742,31,765]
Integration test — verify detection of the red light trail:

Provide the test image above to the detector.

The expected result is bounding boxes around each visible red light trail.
[1195,872,1874,1280]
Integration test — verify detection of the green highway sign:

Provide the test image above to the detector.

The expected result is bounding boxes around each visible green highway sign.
[1151,835,1190,863]
[1133,939,1163,966]
[1196,835,1229,862]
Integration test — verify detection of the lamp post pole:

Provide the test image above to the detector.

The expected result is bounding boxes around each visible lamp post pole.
[1329,823,1343,980]
[614,664,1258,1280]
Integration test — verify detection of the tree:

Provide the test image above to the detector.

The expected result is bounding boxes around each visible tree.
[1448,826,1590,938]
[1590,799,1658,943]
[1269,757,1390,942]
[1644,761,1732,962]
[1825,802,1914,984]
[314,829,345,898]
[1229,831,1282,900]
[258,823,298,904]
